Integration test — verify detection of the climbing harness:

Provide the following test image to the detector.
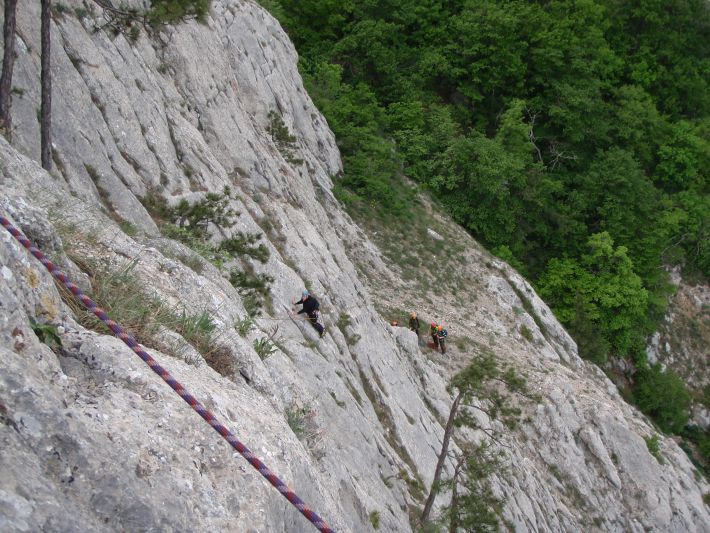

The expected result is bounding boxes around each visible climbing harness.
[0,215,335,533]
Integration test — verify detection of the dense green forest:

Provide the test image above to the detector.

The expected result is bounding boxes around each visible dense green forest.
[261,0,709,469]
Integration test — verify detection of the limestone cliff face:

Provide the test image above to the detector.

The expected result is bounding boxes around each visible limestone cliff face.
[0,1,708,532]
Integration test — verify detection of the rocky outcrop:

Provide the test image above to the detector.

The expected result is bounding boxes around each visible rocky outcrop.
[1,1,708,532]
[647,280,709,387]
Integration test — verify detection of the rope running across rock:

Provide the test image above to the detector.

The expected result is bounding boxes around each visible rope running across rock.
[1,215,335,533]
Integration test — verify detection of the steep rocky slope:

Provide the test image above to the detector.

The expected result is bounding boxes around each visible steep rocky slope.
[1,1,708,532]
[647,277,710,429]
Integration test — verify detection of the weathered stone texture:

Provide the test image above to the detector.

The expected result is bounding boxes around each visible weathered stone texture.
[0,1,708,532]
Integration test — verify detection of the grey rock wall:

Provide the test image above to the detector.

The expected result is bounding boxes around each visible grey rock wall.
[0,1,708,532]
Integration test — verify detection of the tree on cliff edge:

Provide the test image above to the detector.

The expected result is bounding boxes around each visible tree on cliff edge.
[0,0,19,135]
[40,0,51,169]
[420,352,529,529]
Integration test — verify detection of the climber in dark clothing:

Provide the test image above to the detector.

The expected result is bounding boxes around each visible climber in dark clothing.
[293,290,325,338]
[409,312,423,346]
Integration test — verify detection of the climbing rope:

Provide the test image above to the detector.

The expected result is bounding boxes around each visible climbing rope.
[0,215,335,533]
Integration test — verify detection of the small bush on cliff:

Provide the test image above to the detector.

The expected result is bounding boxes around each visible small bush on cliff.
[368,510,381,530]
[267,110,303,165]
[142,190,273,306]
[229,267,274,315]
[142,187,237,234]
[29,317,62,351]
[285,403,322,456]
[171,187,238,237]
[142,190,271,265]
[253,336,276,360]
[645,435,664,464]
[234,315,253,337]
[220,232,270,263]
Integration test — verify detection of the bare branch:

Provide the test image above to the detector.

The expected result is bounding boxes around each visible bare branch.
[479,428,510,448]
[548,139,578,170]
[525,107,544,164]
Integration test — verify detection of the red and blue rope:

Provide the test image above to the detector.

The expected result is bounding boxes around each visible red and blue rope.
[1,215,335,533]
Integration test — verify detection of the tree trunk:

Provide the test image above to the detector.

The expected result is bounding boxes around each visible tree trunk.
[40,0,52,170]
[421,390,463,525]
[0,0,19,134]
[448,455,466,533]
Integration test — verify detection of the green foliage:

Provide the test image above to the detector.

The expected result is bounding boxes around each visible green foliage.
[634,365,692,434]
[678,424,710,479]
[300,60,413,219]
[229,267,274,315]
[175,311,215,354]
[229,269,273,294]
[443,443,505,533]
[337,313,351,331]
[253,337,277,360]
[702,385,710,410]
[337,312,360,346]
[90,0,211,41]
[242,294,262,317]
[266,0,710,341]
[492,245,525,274]
[242,294,263,316]
[369,510,381,530]
[161,224,231,267]
[695,431,710,471]
[170,186,237,238]
[537,233,648,361]
[220,232,270,263]
[142,190,276,316]
[51,2,71,19]
[142,187,237,240]
[450,352,527,431]
[398,468,427,503]
[267,110,303,165]
[645,435,664,464]
[519,324,533,343]
[671,190,710,277]
[428,125,528,246]
[234,315,253,337]
[568,294,610,365]
[286,404,308,437]
[118,220,138,236]
[422,353,529,528]
[147,0,211,25]
[29,318,62,350]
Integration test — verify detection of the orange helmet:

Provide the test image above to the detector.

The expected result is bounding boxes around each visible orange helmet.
[437,325,443,331]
